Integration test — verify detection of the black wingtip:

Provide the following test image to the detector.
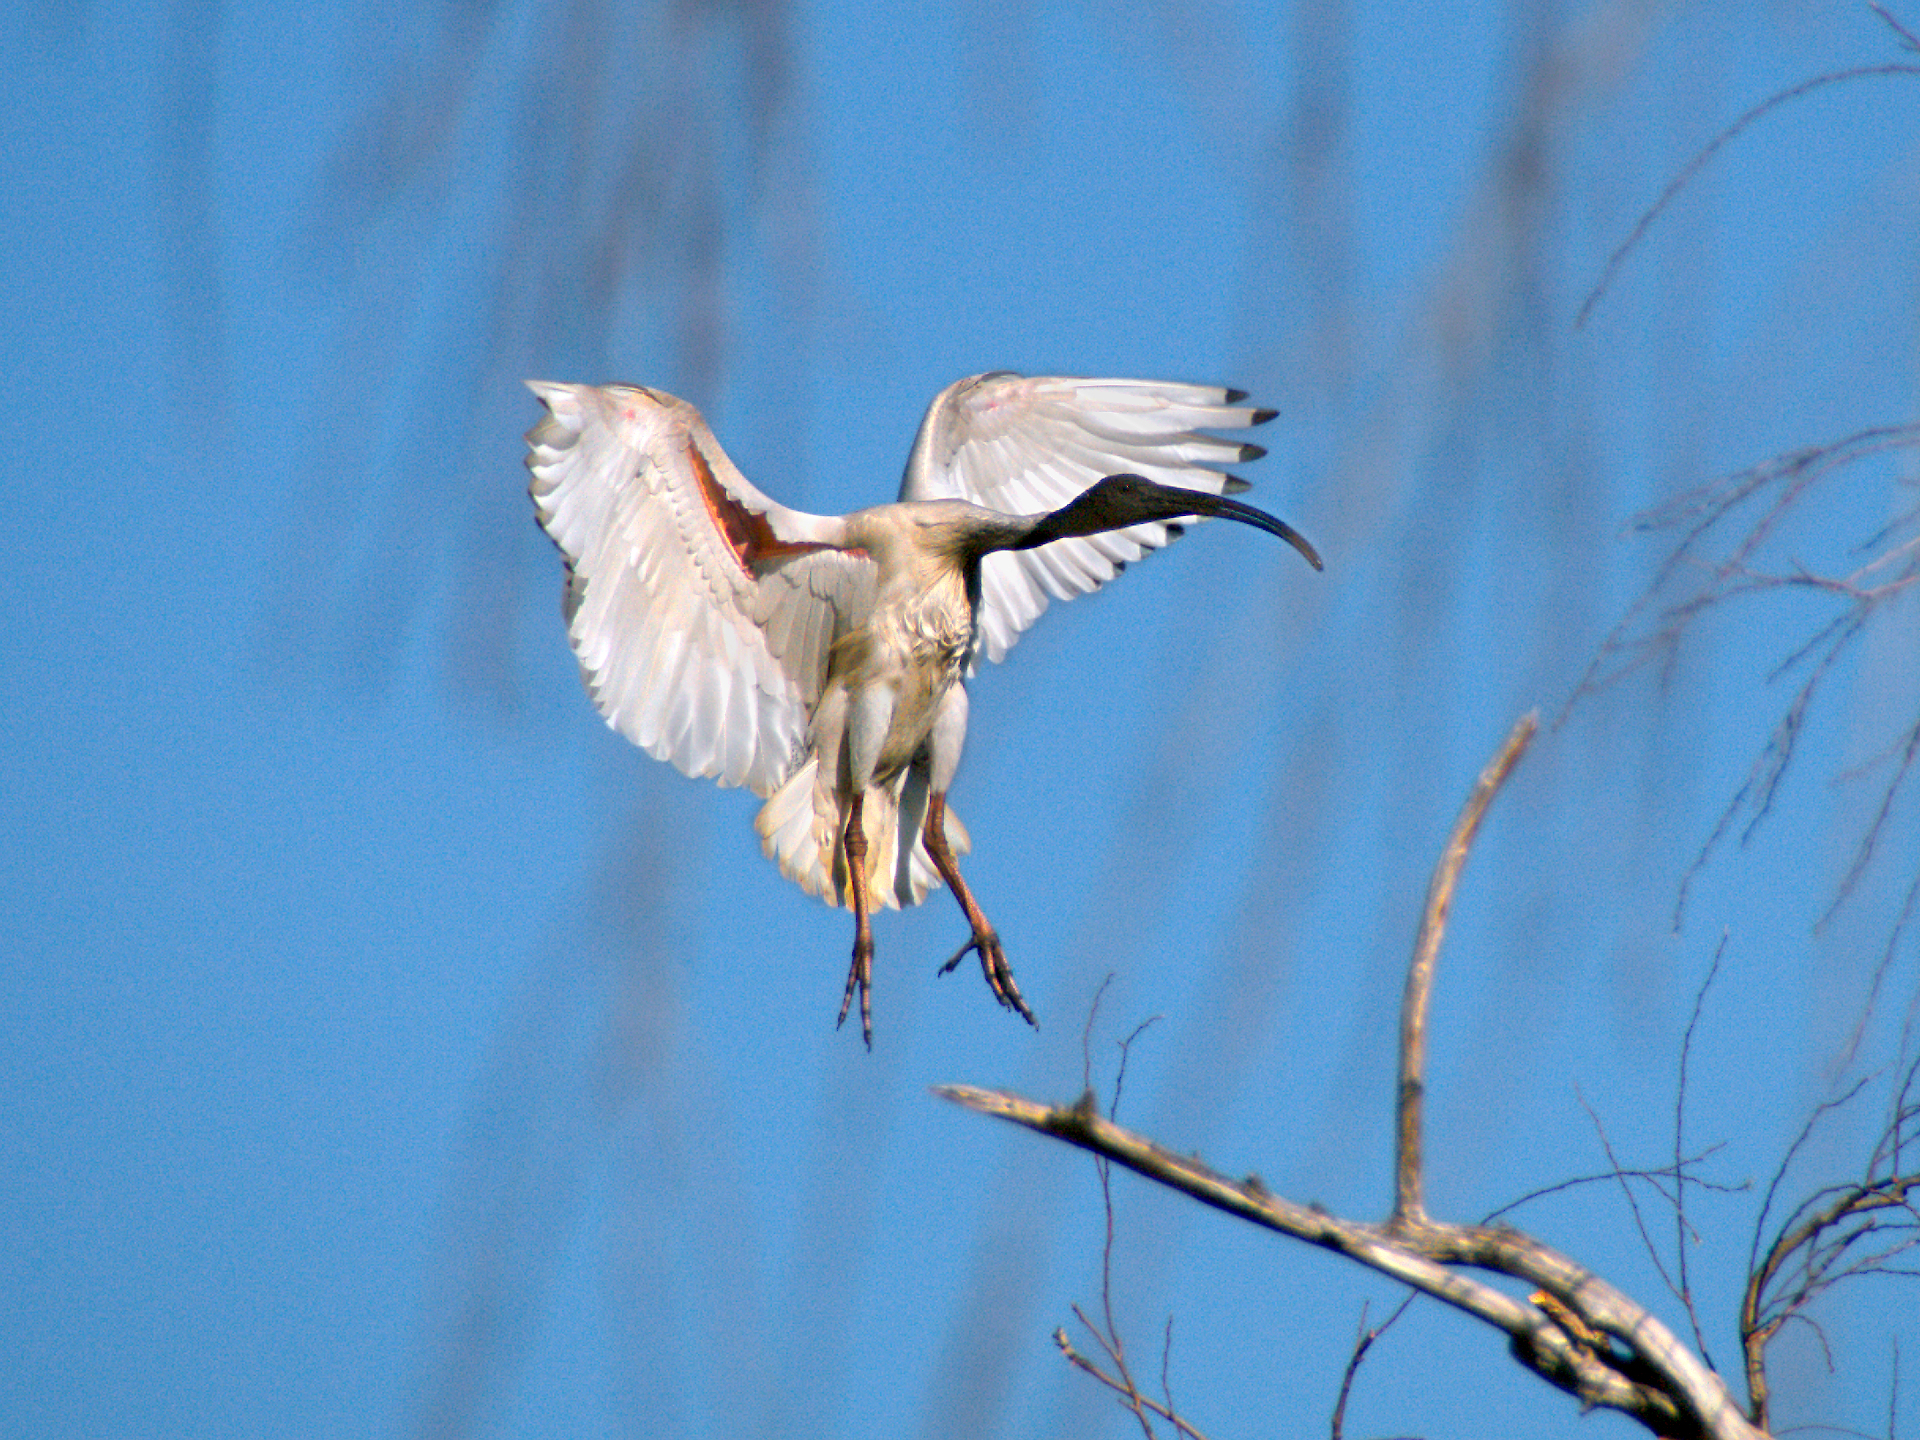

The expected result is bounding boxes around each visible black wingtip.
[1224,387,1249,403]
[1222,476,1252,495]
[1237,442,1267,463]
[1250,406,1278,425]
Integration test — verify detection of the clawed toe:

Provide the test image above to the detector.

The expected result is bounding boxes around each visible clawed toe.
[838,938,875,1049]
[940,929,1038,1029]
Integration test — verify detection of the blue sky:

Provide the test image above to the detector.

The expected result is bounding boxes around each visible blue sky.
[5,3,1919,1437]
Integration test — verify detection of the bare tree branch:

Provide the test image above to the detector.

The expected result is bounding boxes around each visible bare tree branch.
[1571,426,1920,713]
[1891,1332,1902,1440]
[1576,1086,1694,1322]
[1871,2,1920,53]
[1394,711,1538,1231]
[936,1082,1759,1438]
[1824,715,1920,932]
[938,707,1766,1440]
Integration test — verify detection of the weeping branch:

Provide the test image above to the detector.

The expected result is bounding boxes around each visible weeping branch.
[1577,36,1920,327]
[1568,423,1920,974]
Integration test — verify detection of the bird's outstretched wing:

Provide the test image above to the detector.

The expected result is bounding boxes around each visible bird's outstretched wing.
[898,372,1276,664]
[526,381,865,797]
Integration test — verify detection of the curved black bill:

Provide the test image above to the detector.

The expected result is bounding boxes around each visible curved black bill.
[1019,473,1323,572]
[1169,484,1324,572]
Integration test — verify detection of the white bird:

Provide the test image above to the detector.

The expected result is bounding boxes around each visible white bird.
[525,371,1321,1044]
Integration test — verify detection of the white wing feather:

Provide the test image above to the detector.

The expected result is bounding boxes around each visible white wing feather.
[525,381,859,798]
[898,372,1274,664]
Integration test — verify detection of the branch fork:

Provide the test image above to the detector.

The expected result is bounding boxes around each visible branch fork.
[940,713,1768,1440]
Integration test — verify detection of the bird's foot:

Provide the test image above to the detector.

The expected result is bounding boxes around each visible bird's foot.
[838,933,875,1049]
[939,928,1038,1029]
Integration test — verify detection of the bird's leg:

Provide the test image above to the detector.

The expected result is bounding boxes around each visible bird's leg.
[836,792,876,1048]
[923,792,1037,1029]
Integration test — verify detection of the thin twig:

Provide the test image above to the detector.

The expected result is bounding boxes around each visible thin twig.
[1577,1086,1690,1315]
[1055,1327,1212,1440]
[1579,62,1920,326]
[1675,934,1730,1368]
[1330,1295,1416,1440]
[1480,1146,1744,1226]
[1063,989,1198,1439]
[1331,1301,1373,1440]
[1891,1332,1901,1440]
[1113,1015,1162,1121]
[1822,713,1920,931]
[1084,972,1116,1098]
[1160,1315,1180,1439]
[1871,2,1920,52]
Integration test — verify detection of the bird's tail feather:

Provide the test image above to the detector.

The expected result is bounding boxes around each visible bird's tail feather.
[755,758,970,910]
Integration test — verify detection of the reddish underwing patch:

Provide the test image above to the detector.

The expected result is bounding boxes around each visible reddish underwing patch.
[685,437,830,577]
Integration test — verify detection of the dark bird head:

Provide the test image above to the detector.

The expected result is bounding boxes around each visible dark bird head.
[1013,473,1323,572]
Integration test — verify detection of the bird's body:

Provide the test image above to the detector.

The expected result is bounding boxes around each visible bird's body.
[525,372,1320,1042]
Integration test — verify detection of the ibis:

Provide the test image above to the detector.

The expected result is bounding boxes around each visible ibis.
[525,372,1320,1044]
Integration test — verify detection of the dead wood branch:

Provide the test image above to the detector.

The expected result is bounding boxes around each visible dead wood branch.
[936,1082,1758,1438]
[939,714,1762,1439]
